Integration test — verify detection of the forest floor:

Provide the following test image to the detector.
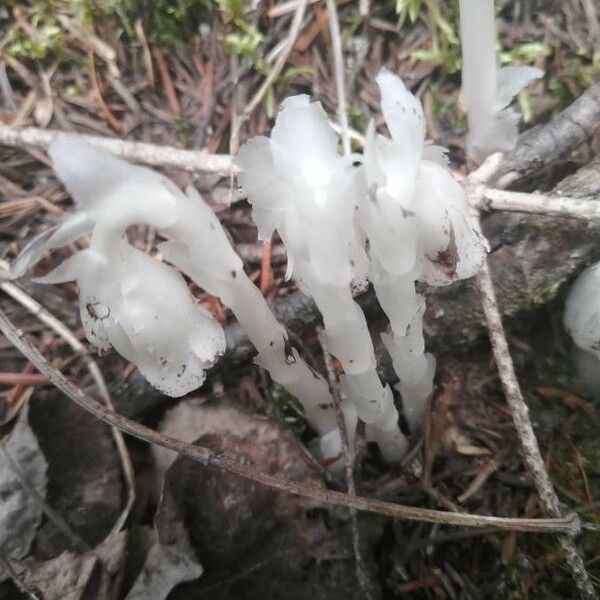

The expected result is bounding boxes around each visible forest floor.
[0,1,599,598]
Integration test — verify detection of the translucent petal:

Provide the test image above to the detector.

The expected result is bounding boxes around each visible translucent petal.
[376,68,425,165]
[271,95,339,190]
[496,65,543,110]
[365,128,416,204]
[11,213,93,278]
[34,252,85,284]
[235,136,289,240]
[415,161,488,286]
[49,135,179,230]
[357,186,418,277]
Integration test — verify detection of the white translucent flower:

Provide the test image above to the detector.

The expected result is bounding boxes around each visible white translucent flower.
[236,95,368,289]
[360,69,488,287]
[37,240,225,397]
[12,135,180,278]
[237,94,407,462]
[11,135,226,397]
[564,263,600,360]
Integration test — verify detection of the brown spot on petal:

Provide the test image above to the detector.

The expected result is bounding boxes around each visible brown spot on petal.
[429,225,458,280]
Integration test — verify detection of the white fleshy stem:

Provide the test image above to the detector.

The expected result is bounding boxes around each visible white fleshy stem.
[372,269,435,430]
[157,188,340,441]
[304,279,409,462]
[458,0,543,160]
[459,0,497,159]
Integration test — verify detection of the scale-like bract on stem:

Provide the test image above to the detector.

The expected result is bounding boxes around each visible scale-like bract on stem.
[459,0,543,161]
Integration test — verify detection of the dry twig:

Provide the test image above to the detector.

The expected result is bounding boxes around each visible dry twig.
[467,158,598,600]
[0,305,580,536]
[0,264,135,538]
[325,0,350,155]
[478,187,600,220]
[0,124,233,174]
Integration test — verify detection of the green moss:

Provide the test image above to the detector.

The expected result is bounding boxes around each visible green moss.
[396,0,461,73]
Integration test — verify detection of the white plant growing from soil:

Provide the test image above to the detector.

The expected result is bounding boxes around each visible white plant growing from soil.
[12,136,338,443]
[359,70,488,434]
[13,71,488,464]
[237,70,488,461]
[459,0,543,161]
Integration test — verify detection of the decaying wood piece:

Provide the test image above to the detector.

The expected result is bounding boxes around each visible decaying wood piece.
[494,82,600,186]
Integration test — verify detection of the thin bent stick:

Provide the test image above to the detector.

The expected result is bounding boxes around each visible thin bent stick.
[0,268,135,538]
[0,306,581,536]
[479,187,600,220]
[475,252,597,600]
[468,159,598,600]
[243,0,308,117]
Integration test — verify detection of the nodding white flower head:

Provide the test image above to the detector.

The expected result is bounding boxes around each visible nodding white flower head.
[38,241,225,396]
[12,135,226,397]
[235,95,368,289]
[12,135,181,277]
[360,68,488,286]
[564,263,600,360]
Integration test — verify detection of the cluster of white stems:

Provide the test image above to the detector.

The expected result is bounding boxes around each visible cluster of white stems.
[12,70,490,462]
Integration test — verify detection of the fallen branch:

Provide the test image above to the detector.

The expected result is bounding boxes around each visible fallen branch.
[0,261,135,537]
[0,124,233,174]
[480,187,600,219]
[495,82,600,186]
[0,306,580,536]
[468,158,597,600]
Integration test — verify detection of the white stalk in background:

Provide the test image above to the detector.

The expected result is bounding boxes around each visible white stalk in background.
[236,96,409,462]
[459,0,543,161]
[564,263,600,361]
[358,70,488,432]
[12,137,338,441]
